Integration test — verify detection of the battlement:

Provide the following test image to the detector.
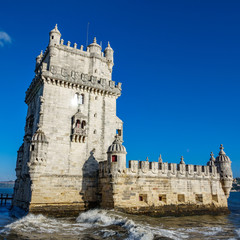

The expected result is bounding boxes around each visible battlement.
[26,25,120,104]
[36,39,112,69]
[25,71,122,104]
[99,160,220,179]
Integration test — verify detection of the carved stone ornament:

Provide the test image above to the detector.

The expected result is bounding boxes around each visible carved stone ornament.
[109,80,115,89]
[81,73,88,82]
[100,78,106,86]
[61,68,69,77]
[71,71,79,80]
[50,66,57,75]
[90,76,97,84]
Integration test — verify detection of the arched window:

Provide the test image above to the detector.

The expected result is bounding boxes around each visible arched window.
[81,121,86,129]
[74,93,84,105]
[78,94,84,104]
[76,119,80,128]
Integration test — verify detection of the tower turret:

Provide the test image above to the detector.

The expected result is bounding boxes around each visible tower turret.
[207,152,215,166]
[35,50,43,72]
[28,128,48,180]
[107,135,127,173]
[104,42,114,62]
[88,37,102,55]
[104,42,114,73]
[49,24,61,46]
[215,144,233,197]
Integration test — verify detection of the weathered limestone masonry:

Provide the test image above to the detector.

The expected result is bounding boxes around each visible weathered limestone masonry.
[13,25,123,215]
[13,25,233,216]
[99,138,233,216]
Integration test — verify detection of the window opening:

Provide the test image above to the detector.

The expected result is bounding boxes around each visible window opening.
[112,155,117,162]
[76,119,80,128]
[81,121,86,129]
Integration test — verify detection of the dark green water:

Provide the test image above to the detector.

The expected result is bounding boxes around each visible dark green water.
[0,190,239,240]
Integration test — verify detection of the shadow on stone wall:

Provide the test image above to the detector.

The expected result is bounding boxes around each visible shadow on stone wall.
[80,149,100,209]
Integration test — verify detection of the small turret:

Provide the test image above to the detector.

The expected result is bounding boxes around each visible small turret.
[107,135,127,173]
[104,42,114,62]
[207,152,215,166]
[158,154,163,163]
[49,24,61,46]
[28,128,48,180]
[88,37,102,55]
[180,156,185,164]
[35,50,43,72]
[215,144,233,197]
[104,42,114,73]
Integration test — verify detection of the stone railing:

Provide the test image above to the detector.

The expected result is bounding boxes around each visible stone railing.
[72,127,87,136]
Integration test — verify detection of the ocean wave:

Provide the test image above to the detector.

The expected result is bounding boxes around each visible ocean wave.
[1,209,238,240]
[183,226,223,236]
[77,209,154,240]
[236,228,240,237]
[2,213,91,236]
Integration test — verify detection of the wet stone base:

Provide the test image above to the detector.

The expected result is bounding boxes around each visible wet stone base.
[115,204,230,217]
[29,202,99,217]
[24,203,230,218]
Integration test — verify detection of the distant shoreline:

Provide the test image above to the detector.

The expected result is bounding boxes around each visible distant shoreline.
[0,181,14,189]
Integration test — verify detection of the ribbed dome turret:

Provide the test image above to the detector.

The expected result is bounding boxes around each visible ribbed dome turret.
[32,128,48,143]
[215,144,230,162]
[107,135,126,153]
[207,152,216,166]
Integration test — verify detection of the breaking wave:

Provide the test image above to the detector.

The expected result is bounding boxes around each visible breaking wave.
[1,208,239,240]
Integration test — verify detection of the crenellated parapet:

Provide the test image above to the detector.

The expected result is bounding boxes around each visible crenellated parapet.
[99,159,219,179]
[127,160,219,179]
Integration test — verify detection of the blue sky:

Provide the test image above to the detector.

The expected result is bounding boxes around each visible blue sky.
[0,0,239,180]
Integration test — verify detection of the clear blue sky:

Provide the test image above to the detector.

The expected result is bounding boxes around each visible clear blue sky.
[0,0,239,180]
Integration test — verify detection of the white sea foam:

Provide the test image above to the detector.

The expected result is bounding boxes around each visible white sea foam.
[148,225,189,240]
[236,228,240,237]
[3,213,91,236]
[2,209,238,240]
[77,209,154,240]
[183,226,223,236]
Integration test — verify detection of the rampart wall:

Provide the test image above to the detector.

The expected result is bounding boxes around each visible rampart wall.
[99,160,228,216]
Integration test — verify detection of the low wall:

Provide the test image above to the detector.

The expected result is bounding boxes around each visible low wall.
[99,161,228,216]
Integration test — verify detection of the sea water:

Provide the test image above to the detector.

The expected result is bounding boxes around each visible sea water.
[0,190,239,240]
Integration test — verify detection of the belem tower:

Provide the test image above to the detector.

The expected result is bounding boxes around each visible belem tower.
[13,25,233,216]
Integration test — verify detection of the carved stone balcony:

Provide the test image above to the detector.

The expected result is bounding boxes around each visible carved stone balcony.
[71,127,87,143]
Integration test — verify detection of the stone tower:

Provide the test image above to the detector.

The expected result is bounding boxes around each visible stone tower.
[13,25,123,214]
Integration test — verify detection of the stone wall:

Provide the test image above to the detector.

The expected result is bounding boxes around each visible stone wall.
[99,161,229,216]
[13,27,123,212]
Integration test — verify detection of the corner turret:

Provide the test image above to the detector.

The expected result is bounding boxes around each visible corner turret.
[207,152,215,166]
[35,50,43,72]
[28,128,48,180]
[49,24,61,46]
[104,42,114,62]
[215,144,233,197]
[104,42,114,73]
[88,37,102,55]
[107,135,127,173]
